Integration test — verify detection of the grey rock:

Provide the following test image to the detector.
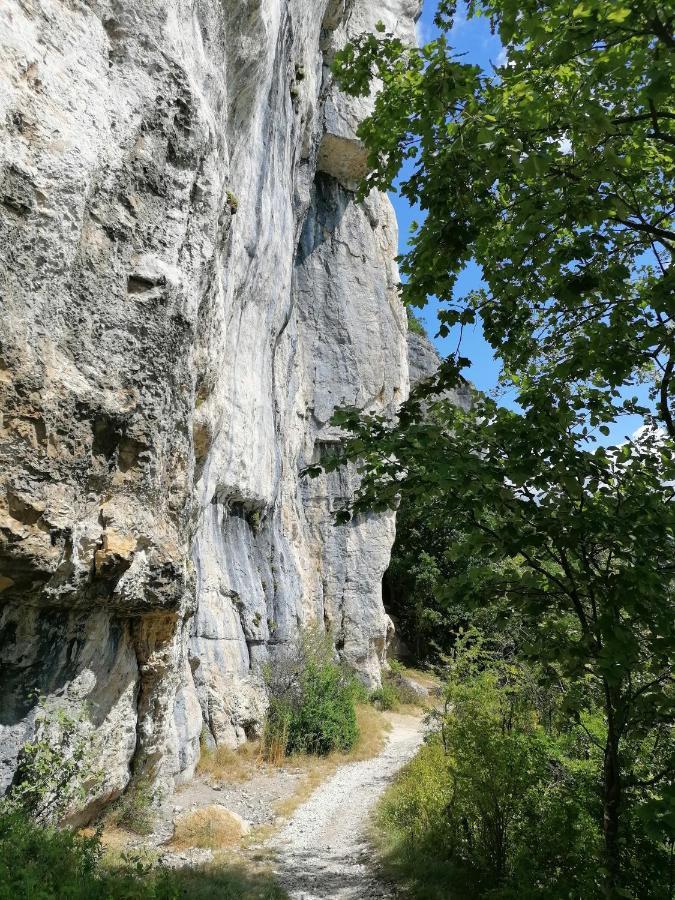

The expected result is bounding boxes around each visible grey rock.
[0,0,419,818]
[407,329,473,408]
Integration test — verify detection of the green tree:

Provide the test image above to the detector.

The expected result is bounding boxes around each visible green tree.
[329,400,675,893]
[328,3,675,894]
[384,490,512,662]
[335,0,674,432]
[384,497,453,661]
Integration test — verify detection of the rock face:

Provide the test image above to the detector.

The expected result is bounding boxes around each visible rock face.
[0,0,420,815]
[407,330,473,407]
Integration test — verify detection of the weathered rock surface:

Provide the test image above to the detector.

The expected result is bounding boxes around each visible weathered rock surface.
[0,0,420,815]
[407,330,473,408]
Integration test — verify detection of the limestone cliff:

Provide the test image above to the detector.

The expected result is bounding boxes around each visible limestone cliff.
[0,0,420,817]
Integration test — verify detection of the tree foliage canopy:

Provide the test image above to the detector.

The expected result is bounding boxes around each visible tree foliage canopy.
[336,0,674,431]
[329,3,675,895]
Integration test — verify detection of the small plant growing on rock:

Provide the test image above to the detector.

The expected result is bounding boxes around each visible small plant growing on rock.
[110,778,157,836]
[242,507,262,533]
[405,307,426,336]
[7,698,100,824]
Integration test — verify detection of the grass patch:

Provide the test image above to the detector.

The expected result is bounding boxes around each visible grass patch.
[94,827,160,869]
[197,737,262,783]
[154,863,286,899]
[399,664,440,691]
[108,778,156,836]
[172,806,249,851]
[0,805,286,899]
[370,665,429,712]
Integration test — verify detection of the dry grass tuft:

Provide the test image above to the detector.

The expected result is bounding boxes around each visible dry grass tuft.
[172,805,250,850]
[262,720,289,767]
[196,738,262,783]
[401,665,441,690]
[350,702,393,760]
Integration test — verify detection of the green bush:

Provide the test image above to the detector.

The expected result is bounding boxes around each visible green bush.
[287,660,358,755]
[7,700,100,824]
[0,804,286,899]
[375,636,673,899]
[370,667,423,711]
[0,805,101,899]
[369,682,399,711]
[262,625,360,758]
[110,778,156,836]
[376,723,601,898]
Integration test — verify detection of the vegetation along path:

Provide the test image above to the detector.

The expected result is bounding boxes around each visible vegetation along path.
[269,712,424,900]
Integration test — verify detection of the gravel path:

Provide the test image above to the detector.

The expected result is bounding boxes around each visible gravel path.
[270,713,424,900]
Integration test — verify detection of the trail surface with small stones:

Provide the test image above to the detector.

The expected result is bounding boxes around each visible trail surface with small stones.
[269,713,424,900]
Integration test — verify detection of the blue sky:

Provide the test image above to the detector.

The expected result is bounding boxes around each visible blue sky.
[389,1,502,398]
[388,1,648,445]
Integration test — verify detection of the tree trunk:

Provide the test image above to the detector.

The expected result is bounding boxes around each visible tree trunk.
[603,706,622,897]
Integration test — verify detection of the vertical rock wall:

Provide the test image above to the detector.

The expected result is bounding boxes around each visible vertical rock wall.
[0,0,420,816]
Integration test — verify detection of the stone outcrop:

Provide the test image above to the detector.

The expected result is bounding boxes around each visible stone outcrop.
[0,0,420,816]
[407,330,473,408]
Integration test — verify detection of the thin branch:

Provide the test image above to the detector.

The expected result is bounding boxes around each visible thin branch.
[615,217,675,245]
[659,354,675,439]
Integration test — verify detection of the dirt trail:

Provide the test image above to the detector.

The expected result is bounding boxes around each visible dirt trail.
[269,713,424,900]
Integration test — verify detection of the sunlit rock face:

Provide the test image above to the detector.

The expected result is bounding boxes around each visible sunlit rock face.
[0,0,420,815]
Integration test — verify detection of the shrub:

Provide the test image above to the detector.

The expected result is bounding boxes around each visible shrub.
[0,805,286,899]
[286,660,359,755]
[262,624,360,759]
[375,636,672,899]
[387,659,404,676]
[0,804,101,899]
[370,682,399,711]
[110,778,156,836]
[197,733,260,783]
[375,643,603,899]
[7,700,100,824]
[370,668,423,711]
